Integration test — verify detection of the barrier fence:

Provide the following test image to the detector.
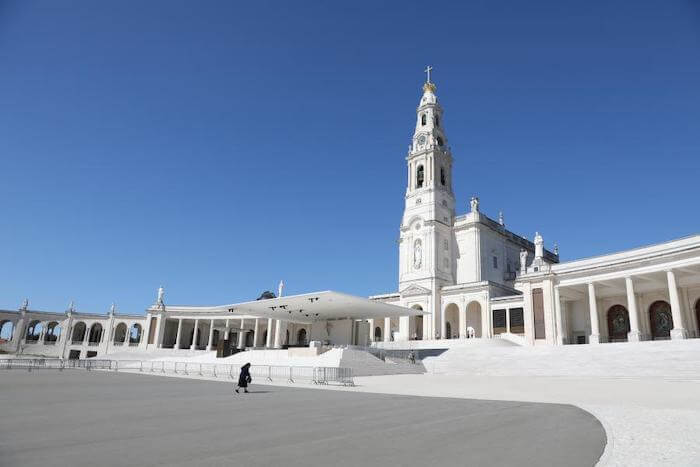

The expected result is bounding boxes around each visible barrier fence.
[0,358,354,386]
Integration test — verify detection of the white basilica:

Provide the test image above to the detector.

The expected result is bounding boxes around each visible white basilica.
[1,72,700,359]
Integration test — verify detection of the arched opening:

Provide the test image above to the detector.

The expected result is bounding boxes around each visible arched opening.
[440,167,446,186]
[25,320,42,343]
[466,301,482,338]
[113,323,127,345]
[88,323,103,345]
[444,303,459,339]
[649,301,673,340]
[374,326,382,341]
[45,322,61,344]
[416,165,424,188]
[421,114,426,126]
[437,136,444,147]
[129,324,142,345]
[0,320,15,341]
[411,305,423,340]
[607,305,630,342]
[435,115,439,127]
[71,322,87,344]
[297,328,307,345]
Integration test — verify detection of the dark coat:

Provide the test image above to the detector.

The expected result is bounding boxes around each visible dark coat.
[238,364,252,387]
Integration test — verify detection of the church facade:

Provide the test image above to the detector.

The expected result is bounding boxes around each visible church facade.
[368,75,700,347]
[1,73,700,358]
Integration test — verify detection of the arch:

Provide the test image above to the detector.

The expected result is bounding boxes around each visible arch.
[44,321,61,343]
[435,115,440,127]
[129,324,142,345]
[416,165,424,188]
[374,326,381,341]
[113,322,128,344]
[25,320,42,342]
[440,167,446,186]
[466,301,482,338]
[421,114,426,126]
[0,320,15,341]
[72,322,87,343]
[444,303,459,339]
[437,136,444,147]
[606,305,630,342]
[649,301,673,340]
[88,323,103,345]
[297,328,307,345]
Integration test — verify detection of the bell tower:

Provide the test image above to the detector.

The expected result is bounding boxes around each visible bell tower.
[399,68,456,291]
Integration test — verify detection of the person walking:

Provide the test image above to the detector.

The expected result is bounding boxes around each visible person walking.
[235,363,252,393]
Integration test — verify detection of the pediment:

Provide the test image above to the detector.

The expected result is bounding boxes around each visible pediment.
[400,284,432,297]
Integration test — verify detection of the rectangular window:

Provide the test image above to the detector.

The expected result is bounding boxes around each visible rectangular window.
[492,309,506,334]
[533,288,546,339]
[493,256,498,269]
[510,308,524,334]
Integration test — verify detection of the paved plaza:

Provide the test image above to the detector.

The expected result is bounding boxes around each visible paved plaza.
[0,370,604,467]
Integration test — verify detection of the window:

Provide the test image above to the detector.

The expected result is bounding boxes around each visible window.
[510,308,525,334]
[437,136,444,147]
[493,256,498,269]
[416,165,424,188]
[492,309,506,334]
[440,167,446,185]
[421,114,426,126]
[435,115,440,127]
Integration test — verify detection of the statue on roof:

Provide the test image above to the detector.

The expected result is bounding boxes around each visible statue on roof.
[470,196,479,213]
[157,286,164,306]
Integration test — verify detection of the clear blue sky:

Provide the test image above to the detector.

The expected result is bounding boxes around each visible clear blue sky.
[1,1,699,315]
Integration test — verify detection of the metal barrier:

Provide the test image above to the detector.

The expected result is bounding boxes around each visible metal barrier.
[1,358,112,371]
[0,358,354,386]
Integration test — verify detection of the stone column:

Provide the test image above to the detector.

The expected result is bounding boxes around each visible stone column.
[587,283,600,344]
[273,320,285,349]
[506,308,511,334]
[154,314,163,348]
[238,319,245,349]
[124,325,130,345]
[252,319,259,347]
[224,319,230,341]
[440,308,447,340]
[207,319,215,351]
[667,270,688,339]
[266,319,274,348]
[368,319,375,343]
[625,277,641,342]
[174,319,183,349]
[191,319,199,350]
[384,317,391,342]
[553,287,564,345]
[458,306,467,339]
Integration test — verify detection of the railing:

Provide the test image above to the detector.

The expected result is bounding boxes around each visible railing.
[0,357,354,386]
[1,358,112,370]
[108,359,354,386]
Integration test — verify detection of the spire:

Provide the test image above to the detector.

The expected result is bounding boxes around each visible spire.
[423,65,436,93]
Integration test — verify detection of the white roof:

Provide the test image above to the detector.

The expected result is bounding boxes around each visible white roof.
[162,291,424,324]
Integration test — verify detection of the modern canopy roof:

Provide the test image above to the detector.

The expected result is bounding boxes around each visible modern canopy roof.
[159,291,425,324]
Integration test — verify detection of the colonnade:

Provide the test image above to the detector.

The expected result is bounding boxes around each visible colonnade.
[164,317,293,350]
[557,269,693,344]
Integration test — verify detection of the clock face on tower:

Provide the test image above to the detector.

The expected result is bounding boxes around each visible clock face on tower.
[417,134,427,147]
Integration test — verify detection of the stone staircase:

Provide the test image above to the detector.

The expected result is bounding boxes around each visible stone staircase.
[423,339,700,379]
